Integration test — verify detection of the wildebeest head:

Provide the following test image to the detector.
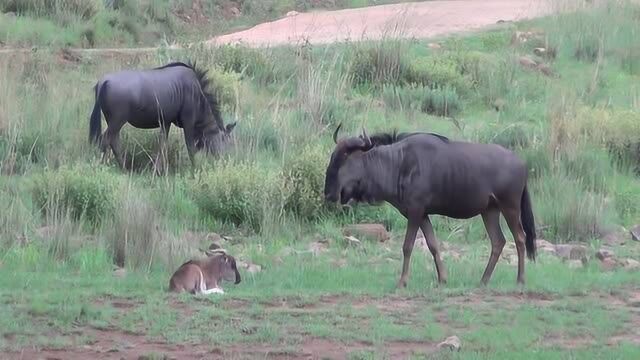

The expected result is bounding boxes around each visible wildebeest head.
[206,248,242,284]
[196,121,237,155]
[324,123,374,205]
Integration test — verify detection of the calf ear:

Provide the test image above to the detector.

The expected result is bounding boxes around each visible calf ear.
[226,122,237,133]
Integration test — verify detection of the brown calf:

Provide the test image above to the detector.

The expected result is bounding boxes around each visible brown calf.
[168,249,241,295]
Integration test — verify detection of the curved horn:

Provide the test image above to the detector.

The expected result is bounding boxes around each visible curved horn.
[361,127,372,148]
[332,123,343,144]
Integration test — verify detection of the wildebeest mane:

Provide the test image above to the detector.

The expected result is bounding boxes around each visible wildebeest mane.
[366,130,450,148]
[154,61,224,132]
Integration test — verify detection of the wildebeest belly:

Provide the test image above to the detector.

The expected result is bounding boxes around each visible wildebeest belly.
[422,176,495,219]
[126,103,182,129]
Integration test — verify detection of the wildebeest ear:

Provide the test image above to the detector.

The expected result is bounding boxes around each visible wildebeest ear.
[226,122,237,133]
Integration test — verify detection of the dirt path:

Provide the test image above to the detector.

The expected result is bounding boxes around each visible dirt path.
[208,0,552,48]
[0,0,553,57]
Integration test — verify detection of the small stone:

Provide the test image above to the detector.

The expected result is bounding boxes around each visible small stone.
[533,47,547,56]
[342,224,390,242]
[567,260,583,269]
[518,56,538,69]
[308,241,328,256]
[428,42,442,49]
[595,249,615,261]
[438,335,461,351]
[599,257,619,272]
[622,258,640,270]
[113,268,126,278]
[286,10,299,17]
[554,244,588,261]
[237,260,262,274]
[630,225,640,241]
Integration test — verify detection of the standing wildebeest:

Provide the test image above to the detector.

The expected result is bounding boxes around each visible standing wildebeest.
[89,61,237,172]
[324,125,536,288]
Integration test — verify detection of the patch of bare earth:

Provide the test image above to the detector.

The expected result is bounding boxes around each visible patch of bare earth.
[5,288,640,359]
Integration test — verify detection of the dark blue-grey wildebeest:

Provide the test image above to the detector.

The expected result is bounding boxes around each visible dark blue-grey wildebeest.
[324,124,536,288]
[89,61,236,172]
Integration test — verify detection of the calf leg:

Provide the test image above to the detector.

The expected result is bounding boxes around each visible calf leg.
[397,214,421,288]
[502,206,527,285]
[420,217,447,284]
[480,208,507,285]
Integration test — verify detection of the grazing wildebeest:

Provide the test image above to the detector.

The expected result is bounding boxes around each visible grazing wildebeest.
[89,61,237,172]
[169,248,241,295]
[324,124,536,288]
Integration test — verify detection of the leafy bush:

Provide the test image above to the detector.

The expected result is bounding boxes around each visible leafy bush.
[207,66,241,112]
[382,84,461,117]
[187,161,285,232]
[282,145,328,220]
[212,44,277,83]
[405,56,470,95]
[350,41,411,86]
[0,0,103,19]
[32,165,122,225]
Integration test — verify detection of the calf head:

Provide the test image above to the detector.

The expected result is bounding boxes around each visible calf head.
[206,248,242,284]
[324,123,373,205]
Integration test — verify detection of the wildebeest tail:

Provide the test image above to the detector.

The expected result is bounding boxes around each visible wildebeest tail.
[89,80,107,144]
[520,185,536,261]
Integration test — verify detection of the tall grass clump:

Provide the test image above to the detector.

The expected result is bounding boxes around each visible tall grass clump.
[31,164,123,226]
[188,161,286,232]
[382,84,461,117]
[104,188,164,270]
[350,40,411,87]
[282,144,328,220]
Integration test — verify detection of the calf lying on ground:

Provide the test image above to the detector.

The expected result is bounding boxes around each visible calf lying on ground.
[168,249,241,294]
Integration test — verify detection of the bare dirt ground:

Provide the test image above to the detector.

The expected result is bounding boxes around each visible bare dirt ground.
[4,289,640,360]
[208,0,553,48]
[0,0,553,56]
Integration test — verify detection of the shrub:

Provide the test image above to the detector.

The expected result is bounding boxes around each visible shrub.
[212,44,276,83]
[282,145,327,220]
[350,41,411,86]
[207,66,241,112]
[382,84,461,117]
[405,56,470,95]
[187,161,285,232]
[31,165,122,225]
[0,0,103,19]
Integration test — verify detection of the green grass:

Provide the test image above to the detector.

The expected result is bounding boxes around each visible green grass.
[1,0,640,358]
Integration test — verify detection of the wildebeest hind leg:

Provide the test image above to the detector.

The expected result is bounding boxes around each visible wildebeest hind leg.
[397,215,421,288]
[480,208,506,286]
[502,206,526,285]
[420,217,447,285]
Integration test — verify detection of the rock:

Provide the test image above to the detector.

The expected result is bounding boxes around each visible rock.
[308,241,328,256]
[230,7,241,17]
[595,249,615,261]
[602,227,627,246]
[237,260,262,274]
[492,98,507,111]
[536,63,556,77]
[342,224,390,242]
[622,258,640,270]
[554,244,588,261]
[344,235,362,246]
[536,239,556,255]
[428,42,442,50]
[630,225,640,241]
[206,232,224,243]
[599,257,619,272]
[533,47,547,56]
[286,10,299,17]
[113,267,126,278]
[3,12,16,18]
[518,56,538,68]
[438,335,461,351]
[567,260,584,269]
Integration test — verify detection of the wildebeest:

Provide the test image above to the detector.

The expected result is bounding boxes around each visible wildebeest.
[324,124,536,288]
[89,61,237,172]
[169,248,241,295]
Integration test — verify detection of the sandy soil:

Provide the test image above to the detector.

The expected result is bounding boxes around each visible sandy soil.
[207,0,553,48]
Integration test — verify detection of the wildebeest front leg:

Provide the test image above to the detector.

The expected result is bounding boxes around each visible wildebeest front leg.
[155,122,171,176]
[397,215,421,288]
[182,125,197,176]
[480,208,507,285]
[420,217,447,285]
